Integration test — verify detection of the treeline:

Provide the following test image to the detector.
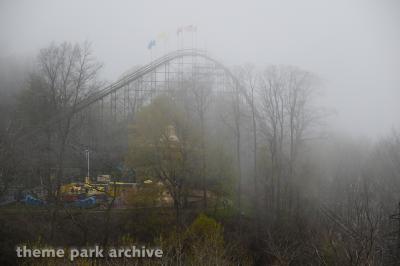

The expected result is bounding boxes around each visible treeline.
[0,42,400,265]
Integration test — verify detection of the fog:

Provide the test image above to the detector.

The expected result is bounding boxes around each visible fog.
[1,0,399,138]
[2,1,400,264]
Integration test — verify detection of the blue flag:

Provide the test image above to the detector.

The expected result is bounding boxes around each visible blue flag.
[147,40,156,50]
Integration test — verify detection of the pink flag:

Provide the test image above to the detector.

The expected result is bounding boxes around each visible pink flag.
[184,25,197,32]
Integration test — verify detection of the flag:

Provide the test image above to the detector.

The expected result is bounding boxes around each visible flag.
[176,27,183,36]
[185,25,197,32]
[157,32,169,41]
[147,40,156,50]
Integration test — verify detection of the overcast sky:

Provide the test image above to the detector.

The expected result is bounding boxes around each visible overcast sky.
[0,0,399,138]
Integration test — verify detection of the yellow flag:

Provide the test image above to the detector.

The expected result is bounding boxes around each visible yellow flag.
[157,32,168,41]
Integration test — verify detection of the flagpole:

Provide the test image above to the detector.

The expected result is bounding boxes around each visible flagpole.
[181,29,184,50]
[177,28,179,50]
[195,27,198,50]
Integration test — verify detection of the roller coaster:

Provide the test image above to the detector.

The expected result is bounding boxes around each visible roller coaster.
[18,48,250,142]
[13,48,255,208]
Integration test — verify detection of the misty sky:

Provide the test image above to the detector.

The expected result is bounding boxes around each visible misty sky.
[0,0,399,138]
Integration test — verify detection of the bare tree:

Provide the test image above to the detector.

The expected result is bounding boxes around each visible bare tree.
[235,64,261,234]
[189,77,213,209]
[258,66,286,217]
[20,42,102,239]
[258,65,323,217]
